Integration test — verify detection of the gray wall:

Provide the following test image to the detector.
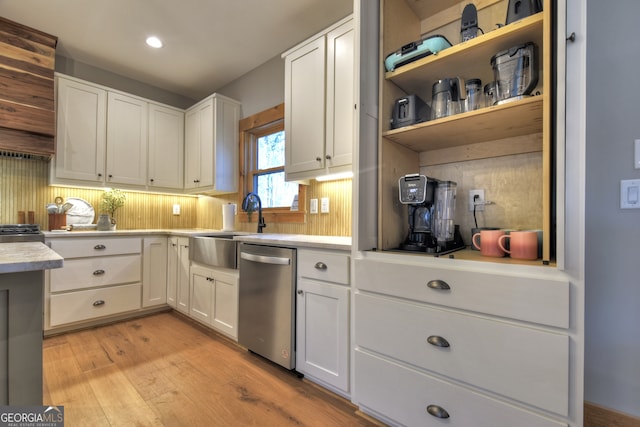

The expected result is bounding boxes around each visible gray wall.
[585,0,640,417]
[215,55,285,119]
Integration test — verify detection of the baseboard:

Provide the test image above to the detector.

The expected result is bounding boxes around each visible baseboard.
[584,401,640,427]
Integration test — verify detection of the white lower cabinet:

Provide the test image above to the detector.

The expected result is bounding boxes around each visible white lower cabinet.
[166,236,188,309]
[296,248,350,396]
[174,237,191,314]
[142,237,168,307]
[189,263,239,339]
[353,256,573,426]
[46,236,143,330]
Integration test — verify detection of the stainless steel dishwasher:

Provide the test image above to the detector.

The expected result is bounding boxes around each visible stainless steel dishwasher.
[238,242,296,369]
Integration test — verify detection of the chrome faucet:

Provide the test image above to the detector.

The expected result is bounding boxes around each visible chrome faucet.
[241,192,266,233]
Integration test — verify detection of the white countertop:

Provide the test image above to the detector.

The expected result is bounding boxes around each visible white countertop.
[234,233,351,251]
[0,242,64,274]
[44,229,352,251]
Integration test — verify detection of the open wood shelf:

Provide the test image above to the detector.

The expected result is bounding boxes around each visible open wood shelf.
[385,13,544,98]
[383,95,543,152]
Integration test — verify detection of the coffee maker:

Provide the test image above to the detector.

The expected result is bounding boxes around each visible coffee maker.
[398,174,465,254]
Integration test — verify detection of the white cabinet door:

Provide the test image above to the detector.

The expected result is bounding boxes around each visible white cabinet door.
[190,264,213,324]
[296,278,349,393]
[142,237,168,307]
[184,95,239,193]
[106,92,148,186]
[176,238,190,314]
[325,20,354,172]
[148,104,184,189]
[284,36,326,177]
[211,269,239,339]
[166,237,179,308]
[54,76,106,183]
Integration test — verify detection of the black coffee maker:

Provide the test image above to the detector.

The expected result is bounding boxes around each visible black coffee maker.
[398,174,465,254]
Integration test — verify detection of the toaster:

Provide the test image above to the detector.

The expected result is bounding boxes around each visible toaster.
[391,95,431,129]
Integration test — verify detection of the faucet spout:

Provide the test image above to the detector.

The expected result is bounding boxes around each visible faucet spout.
[241,192,266,233]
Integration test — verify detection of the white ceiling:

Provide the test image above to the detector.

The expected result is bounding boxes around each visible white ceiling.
[1,0,353,100]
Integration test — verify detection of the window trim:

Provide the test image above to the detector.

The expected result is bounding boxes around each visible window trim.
[238,103,305,224]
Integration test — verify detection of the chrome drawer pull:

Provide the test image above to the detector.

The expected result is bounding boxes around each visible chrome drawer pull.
[93,300,105,307]
[427,335,450,348]
[427,279,450,290]
[94,244,106,250]
[93,269,105,276]
[426,404,450,419]
[314,262,327,270]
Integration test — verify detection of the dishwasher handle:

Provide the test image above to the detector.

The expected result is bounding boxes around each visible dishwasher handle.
[240,251,291,265]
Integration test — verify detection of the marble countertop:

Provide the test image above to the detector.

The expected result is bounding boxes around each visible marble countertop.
[0,242,64,274]
[44,229,352,251]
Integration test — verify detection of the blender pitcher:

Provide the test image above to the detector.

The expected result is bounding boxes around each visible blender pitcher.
[431,77,465,119]
[490,42,538,103]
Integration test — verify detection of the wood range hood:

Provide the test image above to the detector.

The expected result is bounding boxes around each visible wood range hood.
[0,17,57,158]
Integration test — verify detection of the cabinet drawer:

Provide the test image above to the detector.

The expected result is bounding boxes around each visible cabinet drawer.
[354,258,569,328]
[49,237,141,258]
[355,350,566,427]
[298,249,349,285]
[50,255,141,292]
[50,283,141,326]
[356,293,568,416]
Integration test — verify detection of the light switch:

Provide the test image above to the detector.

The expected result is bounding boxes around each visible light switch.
[172,204,181,215]
[310,199,318,214]
[635,139,640,169]
[620,179,640,209]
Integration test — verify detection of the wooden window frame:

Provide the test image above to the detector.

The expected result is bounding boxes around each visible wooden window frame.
[238,103,305,224]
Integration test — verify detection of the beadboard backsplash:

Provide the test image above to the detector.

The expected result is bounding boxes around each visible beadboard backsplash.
[0,155,352,236]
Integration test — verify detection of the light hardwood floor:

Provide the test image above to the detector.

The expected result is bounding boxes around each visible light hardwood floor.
[43,312,380,427]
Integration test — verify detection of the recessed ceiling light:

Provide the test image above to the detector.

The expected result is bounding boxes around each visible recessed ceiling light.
[146,36,163,48]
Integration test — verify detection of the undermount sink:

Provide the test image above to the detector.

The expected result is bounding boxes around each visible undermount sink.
[189,235,239,269]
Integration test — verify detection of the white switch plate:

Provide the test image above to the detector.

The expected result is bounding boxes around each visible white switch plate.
[310,198,318,214]
[172,204,180,215]
[635,139,640,169]
[321,197,330,213]
[620,179,640,209]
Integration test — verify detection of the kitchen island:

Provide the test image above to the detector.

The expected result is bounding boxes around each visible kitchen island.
[0,242,63,405]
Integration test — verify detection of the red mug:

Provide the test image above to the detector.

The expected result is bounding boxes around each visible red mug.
[471,229,505,257]
[498,231,538,260]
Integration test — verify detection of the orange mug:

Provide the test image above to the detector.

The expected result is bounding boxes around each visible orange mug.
[498,231,538,260]
[471,229,505,257]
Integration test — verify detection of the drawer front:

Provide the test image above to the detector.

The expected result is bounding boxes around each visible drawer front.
[50,255,141,292]
[355,350,567,427]
[50,283,141,326]
[298,249,349,285]
[49,237,141,258]
[356,293,569,416]
[355,258,569,328]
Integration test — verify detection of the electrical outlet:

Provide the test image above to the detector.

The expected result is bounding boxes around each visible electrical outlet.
[172,204,181,215]
[321,197,329,213]
[310,198,318,214]
[469,189,485,211]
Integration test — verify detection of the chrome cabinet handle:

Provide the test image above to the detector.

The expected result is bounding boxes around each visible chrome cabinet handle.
[314,262,327,270]
[426,405,450,419]
[93,269,105,276]
[427,335,450,348]
[93,300,105,307]
[427,279,450,290]
[94,244,106,250]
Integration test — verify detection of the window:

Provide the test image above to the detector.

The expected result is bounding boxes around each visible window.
[239,103,305,223]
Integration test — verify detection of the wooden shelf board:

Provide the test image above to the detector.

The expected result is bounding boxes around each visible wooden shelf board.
[384,247,556,267]
[383,95,543,152]
[385,13,544,97]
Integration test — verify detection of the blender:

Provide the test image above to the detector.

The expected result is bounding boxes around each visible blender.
[398,174,465,254]
[490,42,539,104]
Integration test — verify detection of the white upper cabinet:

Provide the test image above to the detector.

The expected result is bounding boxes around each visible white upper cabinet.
[106,92,148,186]
[283,16,354,181]
[54,75,107,183]
[148,103,184,190]
[184,93,240,194]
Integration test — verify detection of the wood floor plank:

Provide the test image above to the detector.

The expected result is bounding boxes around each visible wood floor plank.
[43,312,378,427]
